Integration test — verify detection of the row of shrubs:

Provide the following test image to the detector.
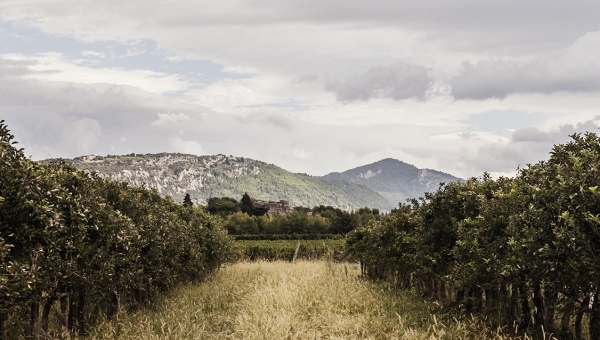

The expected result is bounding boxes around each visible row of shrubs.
[233,233,345,240]
[0,121,231,339]
[234,240,346,262]
[346,132,600,339]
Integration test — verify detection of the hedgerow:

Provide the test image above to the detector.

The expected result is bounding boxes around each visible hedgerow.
[347,132,600,339]
[0,121,231,339]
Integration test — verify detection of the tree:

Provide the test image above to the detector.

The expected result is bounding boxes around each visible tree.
[512,132,600,337]
[206,197,240,216]
[0,121,232,339]
[183,193,193,207]
[240,192,253,215]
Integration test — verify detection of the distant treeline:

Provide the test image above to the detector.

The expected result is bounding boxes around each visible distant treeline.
[233,233,344,241]
[0,121,231,339]
[347,132,600,339]
[206,195,380,235]
[234,239,346,262]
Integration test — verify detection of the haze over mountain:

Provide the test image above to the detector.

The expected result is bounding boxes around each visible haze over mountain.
[321,158,463,204]
[64,153,394,211]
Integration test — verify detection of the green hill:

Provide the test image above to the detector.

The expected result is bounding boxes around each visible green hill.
[64,153,393,211]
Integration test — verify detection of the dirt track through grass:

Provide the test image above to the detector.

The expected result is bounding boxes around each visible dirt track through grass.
[85,261,525,340]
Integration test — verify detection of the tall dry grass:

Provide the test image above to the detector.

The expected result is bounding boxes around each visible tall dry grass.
[85,261,536,339]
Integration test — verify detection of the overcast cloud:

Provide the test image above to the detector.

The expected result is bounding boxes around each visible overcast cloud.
[325,63,432,102]
[1,1,600,180]
[451,32,600,99]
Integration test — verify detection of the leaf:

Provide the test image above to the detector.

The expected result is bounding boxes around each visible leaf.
[590,186,598,194]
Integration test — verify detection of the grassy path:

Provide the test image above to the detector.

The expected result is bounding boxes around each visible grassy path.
[86,261,519,340]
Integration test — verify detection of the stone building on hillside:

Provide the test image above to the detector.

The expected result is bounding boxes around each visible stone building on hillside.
[252,199,293,216]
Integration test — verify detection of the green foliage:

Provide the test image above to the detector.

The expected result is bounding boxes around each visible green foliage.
[207,196,240,216]
[312,205,360,234]
[346,132,600,338]
[233,240,346,261]
[233,233,344,240]
[219,203,381,236]
[0,121,232,339]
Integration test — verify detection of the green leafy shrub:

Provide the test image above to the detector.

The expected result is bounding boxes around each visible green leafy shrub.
[0,121,232,339]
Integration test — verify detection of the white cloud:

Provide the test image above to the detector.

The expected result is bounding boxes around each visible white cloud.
[1,53,191,94]
[451,32,600,99]
[151,112,192,127]
[81,50,106,58]
[120,47,146,58]
[61,118,102,153]
[2,0,600,183]
[324,62,432,102]
[169,137,204,155]
[444,120,600,177]
[283,148,313,160]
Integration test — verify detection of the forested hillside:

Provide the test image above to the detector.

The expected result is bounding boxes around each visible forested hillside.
[322,158,462,204]
[64,153,394,211]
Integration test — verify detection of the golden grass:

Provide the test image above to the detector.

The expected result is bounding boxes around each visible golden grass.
[85,261,533,340]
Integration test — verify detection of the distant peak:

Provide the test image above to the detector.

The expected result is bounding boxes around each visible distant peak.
[376,158,404,164]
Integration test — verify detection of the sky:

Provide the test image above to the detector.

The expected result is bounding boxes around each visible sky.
[1,1,600,179]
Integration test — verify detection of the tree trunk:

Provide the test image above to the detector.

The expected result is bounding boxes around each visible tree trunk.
[60,295,70,340]
[589,292,600,340]
[28,301,40,340]
[574,296,588,340]
[543,288,556,335]
[439,280,447,300]
[520,284,531,328]
[466,287,475,313]
[108,290,119,318]
[77,290,86,336]
[500,282,510,320]
[559,303,573,340]
[0,313,7,340]
[533,282,544,327]
[41,296,56,339]
[474,286,483,313]
[456,289,465,310]
[484,288,493,308]
[575,309,583,340]
[510,285,520,324]
[425,279,434,299]
[519,281,531,328]
[68,293,76,333]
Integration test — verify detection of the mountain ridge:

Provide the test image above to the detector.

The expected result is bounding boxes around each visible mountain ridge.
[60,152,395,211]
[57,153,462,211]
[321,158,463,203]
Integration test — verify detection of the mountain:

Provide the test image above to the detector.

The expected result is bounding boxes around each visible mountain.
[62,153,394,211]
[321,158,462,205]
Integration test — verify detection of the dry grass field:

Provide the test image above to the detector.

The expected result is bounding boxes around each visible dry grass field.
[85,261,533,340]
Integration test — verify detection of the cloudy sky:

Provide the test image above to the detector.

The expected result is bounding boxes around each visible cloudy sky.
[1,1,600,178]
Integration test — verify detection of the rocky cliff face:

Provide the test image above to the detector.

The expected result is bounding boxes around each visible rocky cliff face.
[73,153,259,203]
[65,153,394,211]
